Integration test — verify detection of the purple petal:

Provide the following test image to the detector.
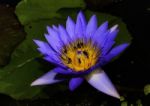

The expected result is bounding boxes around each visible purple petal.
[43,56,64,68]
[110,25,118,33]
[85,68,120,99]
[108,25,119,41]
[101,41,115,55]
[53,68,73,75]
[66,16,75,40]
[76,11,87,34]
[52,25,58,31]
[69,77,84,91]
[86,15,97,38]
[103,43,129,62]
[100,25,119,55]
[92,21,108,46]
[45,26,62,53]
[58,25,70,45]
[33,40,51,55]
[31,67,64,86]
[33,40,60,62]
[75,18,83,38]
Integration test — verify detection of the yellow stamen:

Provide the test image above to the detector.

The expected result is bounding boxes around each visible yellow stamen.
[61,39,100,72]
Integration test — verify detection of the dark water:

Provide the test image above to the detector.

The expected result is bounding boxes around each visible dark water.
[0,0,150,106]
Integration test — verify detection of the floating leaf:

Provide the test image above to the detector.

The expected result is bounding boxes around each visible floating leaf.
[0,18,66,100]
[15,0,85,25]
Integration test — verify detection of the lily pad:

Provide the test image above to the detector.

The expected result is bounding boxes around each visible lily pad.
[15,0,85,25]
[0,18,67,100]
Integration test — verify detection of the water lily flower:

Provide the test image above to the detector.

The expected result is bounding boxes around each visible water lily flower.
[31,11,129,99]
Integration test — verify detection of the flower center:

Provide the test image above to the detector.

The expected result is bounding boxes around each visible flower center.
[60,39,100,72]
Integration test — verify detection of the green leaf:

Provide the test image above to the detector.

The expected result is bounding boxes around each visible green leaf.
[0,18,65,100]
[15,0,85,25]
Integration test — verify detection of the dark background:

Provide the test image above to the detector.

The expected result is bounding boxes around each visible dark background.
[0,0,150,105]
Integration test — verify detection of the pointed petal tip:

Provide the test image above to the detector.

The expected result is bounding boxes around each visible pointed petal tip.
[52,25,58,31]
[78,10,84,15]
[97,21,109,31]
[110,24,119,32]
[124,43,130,47]
[30,76,60,86]
[46,25,51,29]
[67,16,74,22]
[31,68,65,87]
[33,39,44,47]
[58,24,64,29]
[30,77,54,86]
[85,68,120,99]
[33,39,38,44]
[103,21,108,27]
[106,89,120,99]
[91,14,97,21]
[44,33,50,40]
[30,79,44,86]
[115,93,121,99]
[120,43,130,50]
[103,21,108,25]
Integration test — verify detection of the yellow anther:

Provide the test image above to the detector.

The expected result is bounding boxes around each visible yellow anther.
[61,39,100,72]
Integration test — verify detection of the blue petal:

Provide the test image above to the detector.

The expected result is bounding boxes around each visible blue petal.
[44,56,64,67]
[99,25,119,55]
[45,26,62,53]
[108,25,119,41]
[103,43,129,62]
[33,40,51,54]
[58,25,70,45]
[75,18,83,39]
[34,39,59,58]
[52,25,58,31]
[101,41,115,55]
[76,11,87,35]
[92,21,108,47]
[33,39,63,66]
[86,15,97,38]
[66,16,75,40]
[53,67,73,74]
[31,67,64,86]
[69,77,84,91]
[85,68,120,99]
